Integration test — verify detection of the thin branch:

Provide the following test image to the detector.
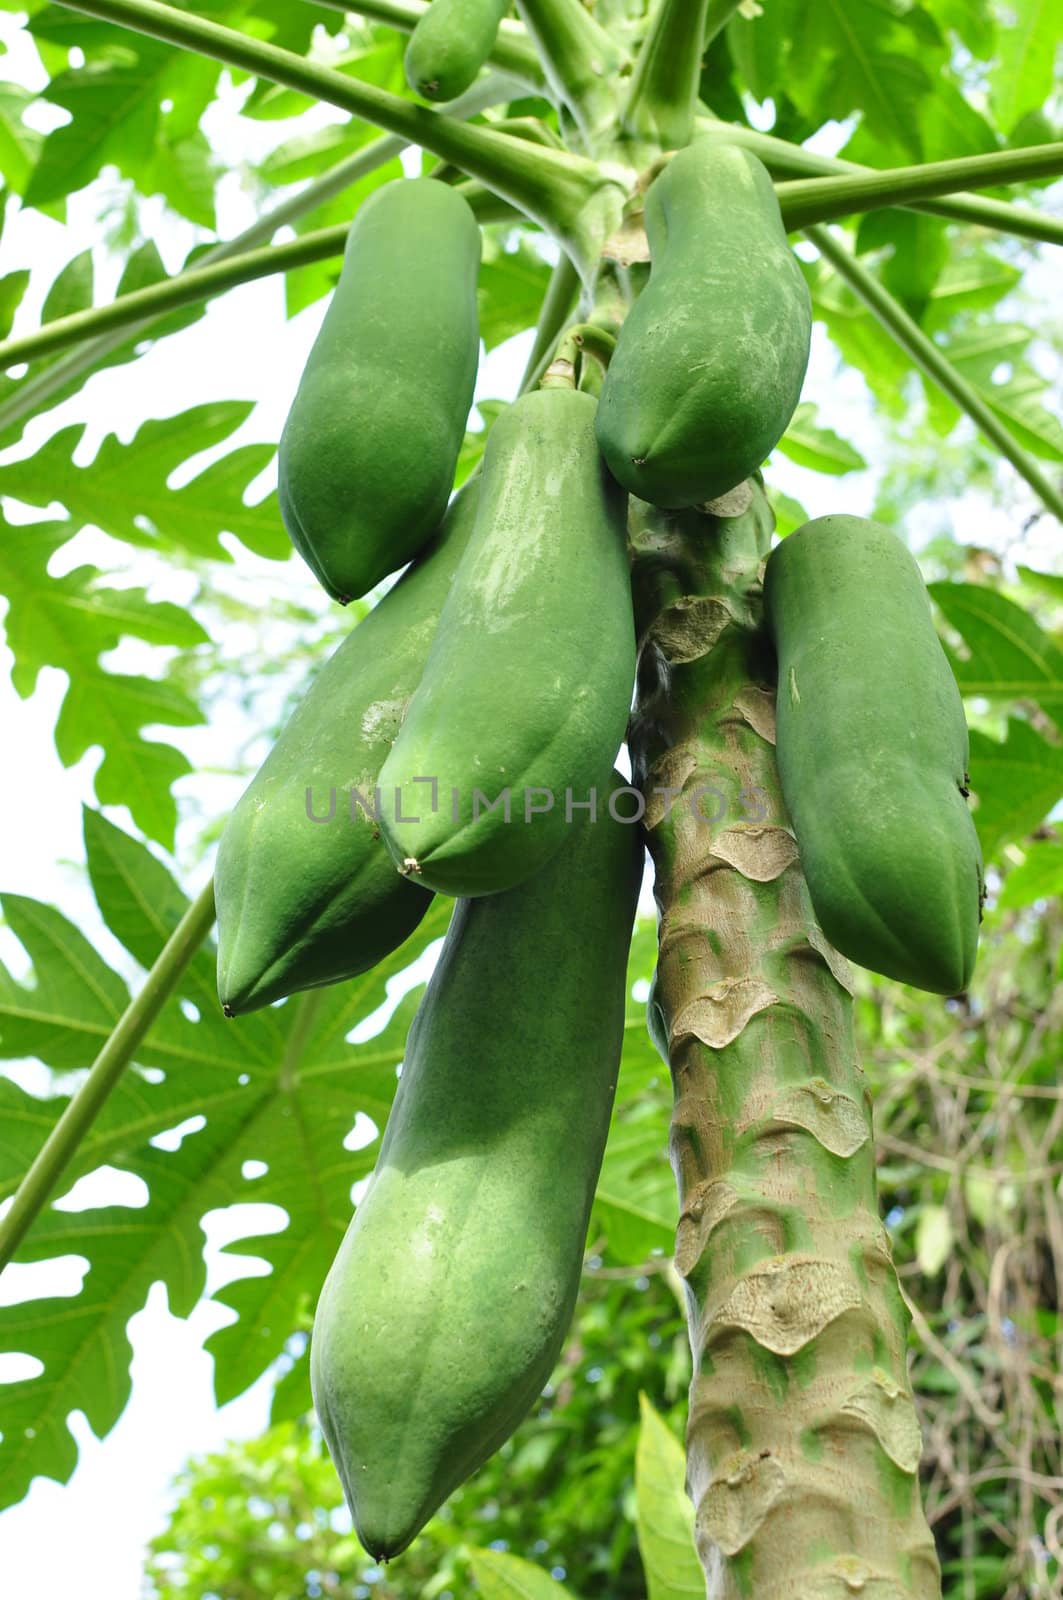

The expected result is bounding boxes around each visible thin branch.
[0,878,217,1274]
[778,142,1063,231]
[620,0,715,152]
[518,249,581,392]
[0,74,510,438]
[695,117,1063,247]
[513,0,629,142]
[51,0,614,275]
[323,0,544,85]
[0,226,354,369]
[806,224,1063,525]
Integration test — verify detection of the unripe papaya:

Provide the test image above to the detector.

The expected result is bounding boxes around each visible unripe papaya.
[595,141,811,509]
[763,514,983,994]
[278,179,481,603]
[405,0,511,101]
[215,483,480,1016]
[377,386,636,897]
[310,775,643,1559]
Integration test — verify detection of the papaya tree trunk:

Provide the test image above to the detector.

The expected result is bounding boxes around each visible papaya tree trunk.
[627,481,942,1600]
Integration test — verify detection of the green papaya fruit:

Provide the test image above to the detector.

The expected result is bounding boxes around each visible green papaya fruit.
[310,774,643,1559]
[376,385,636,898]
[763,514,983,994]
[215,483,481,1016]
[405,0,511,101]
[595,141,811,509]
[278,179,481,604]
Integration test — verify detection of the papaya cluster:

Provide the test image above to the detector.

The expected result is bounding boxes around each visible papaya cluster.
[216,171,647,1561]
[214,123,980,1556]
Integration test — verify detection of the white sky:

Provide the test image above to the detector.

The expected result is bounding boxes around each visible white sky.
[0,10,1059,1596]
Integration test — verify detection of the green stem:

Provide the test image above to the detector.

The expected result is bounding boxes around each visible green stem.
[0,225,353,369]
[0,878,217,1274]
[703,0,741,49]
[627,485,942,1598]
[694,117,1063,247]
[51,0,614,276]
[777,142,1063,231]
[808,224,1063,524]
[329,0,545,84]
[513,0,629,144]
[518,249,582,392]
[0,173,521,370]
[621,0,714,152]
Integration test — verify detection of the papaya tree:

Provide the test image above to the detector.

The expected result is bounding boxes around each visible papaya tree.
[0,2,1061,1597]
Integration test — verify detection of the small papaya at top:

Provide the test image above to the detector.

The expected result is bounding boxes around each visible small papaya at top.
[405,0,511,101]
[214,482,480,1016]
[278,178,481,603]
[377,385,636,897]
[763,514,983,995]
[595,141,811,510]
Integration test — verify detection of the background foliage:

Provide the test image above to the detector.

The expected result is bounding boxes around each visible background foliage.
[0,0,1061,1596]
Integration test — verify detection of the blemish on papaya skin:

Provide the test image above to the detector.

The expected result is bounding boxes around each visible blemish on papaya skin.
[788,665,800,704]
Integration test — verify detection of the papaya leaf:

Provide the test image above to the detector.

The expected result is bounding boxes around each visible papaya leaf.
[259,120,380,188]
[23,58,162,210]
[929,582,1063,715]
[1016,565,1063,606]
[915,1204,953,1277]
[776,402,867,475]
[0,402,290,563]
[40,246,93,323]
[922,251,1022,334]
[143,128,219,231]
[268,1340,312,1425]
[989,0,1058,136]
[595,924,674,1264]
[0,239,211,449]
[634,1394,702,1600]
[725,0,802,105]
[468,1548,581,1600]
[967,720,1063,859]
[927,0,995,59]
[997,839,1063,910]
[806,258,913,418]
[913,72,1000,161]
[786,0,933,159]
[0,267,29,340]
[479,238,553,352]
[240,0,349,63]
[0,82,42,195]
[0,522,208,846]
[768,486,809,538]
[0,812,453,1512]
[855,210,949,316]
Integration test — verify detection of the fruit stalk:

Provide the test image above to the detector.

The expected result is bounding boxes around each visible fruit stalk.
[627,484,942,1598]
[514,0,628,143]
[620,0,711,153]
